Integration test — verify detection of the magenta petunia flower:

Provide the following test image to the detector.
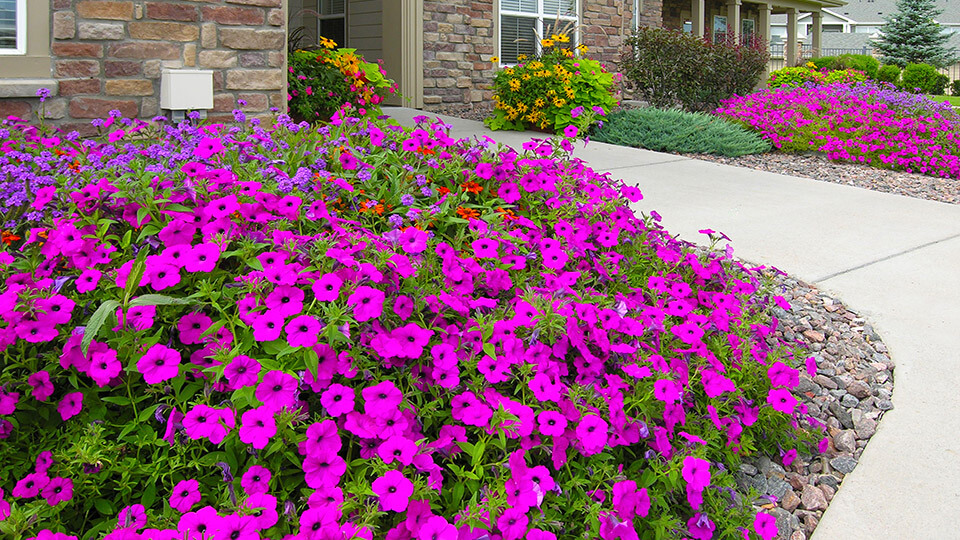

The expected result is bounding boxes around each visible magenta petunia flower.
[177,312,212,345]
[497,182,521,203]
[536,410,567,437]
[13,472,49,498]
[41,477,73,506]
[303,453,347,488]
[682,456,711,491]
[214,513,259,540]
[767,361,800,389]
[540,248,568,270]
[390,323,434,359]
[377,435,418,466]
[372,470,414,512]
[138,344,181,385]
[621,185,643,202]
[223,355,261,389]
[25,371,53,400]
[251,310,286,342]
[57,392,83,421]
[362,380,403,416]
[266,285,305,318]
[311,273,343,302]
[767,388,797,414]
[320,384,355,417]
[147,263,180,291]
[243,492,279,530]
[0,390,19,415]
[239,406,276,449]
[255,370,298,411]
[653,378,681,404]
[576,414,608,454]
[88,348,122,387]
[118,503,147,530]
[398,227,429,254]
[346,286,385,322]
[35,295,74,325]
[497,507,529,540]
[687,513,715,540]
[35,451,54,474]
[178,506,221,539]
[417,516,457,540]
[183,243,220,273]
[471,238,499,259]
[16,319,58,343]
[285,315,321,348]
[340,152,359,170]
[240,465,271,495]
[75,268,102,294]
[32,185,58,210]
[562,124,579,138]
[183,405,234,444]
[393,295,414,320]
[754,511,778,540]
[194,137,225,159]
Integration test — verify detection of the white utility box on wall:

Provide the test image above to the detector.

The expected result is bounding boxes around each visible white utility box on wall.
[160,69,214,111]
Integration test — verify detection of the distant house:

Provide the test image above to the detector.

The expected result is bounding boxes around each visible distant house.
[0,0,843,131]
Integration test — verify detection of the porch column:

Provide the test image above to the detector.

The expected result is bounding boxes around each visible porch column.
[786,7,798,66]
[382,0,423,108]
[692,0,705,37]
[758,3,772,44]
[811,10,822,57]
[727,0,741,42]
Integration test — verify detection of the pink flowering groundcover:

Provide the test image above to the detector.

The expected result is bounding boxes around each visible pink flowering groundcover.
[0,108,821,540]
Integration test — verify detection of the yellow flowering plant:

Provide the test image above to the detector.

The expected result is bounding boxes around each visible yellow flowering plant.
[485,32,619,133]
[288,39,397,122]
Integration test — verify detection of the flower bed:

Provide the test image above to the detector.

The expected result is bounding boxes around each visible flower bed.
[0,109,825,540]
[716,81,960,179]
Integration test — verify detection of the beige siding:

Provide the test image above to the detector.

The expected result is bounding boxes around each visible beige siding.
[348,0,383,61]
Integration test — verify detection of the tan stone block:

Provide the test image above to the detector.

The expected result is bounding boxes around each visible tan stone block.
[143,59,162,78]
[238,92,268,111]
[56,60,101,78]
[201,6,265,26]
[53,11,76,39]
[42,98,69,120]
[201,23,218,48]
[183,43,197,67]
[198,50,238,68]
[105,79,155,96]
[267,8,283,26]
[225,69,283,90]
[129,21,200,41]
[68,97,138,119]
[219,28,284,50]
[213,93,236,112]
[141,97,159,117]
[78,21,125,40]
[109,41,181,60]
[77,1,134,20]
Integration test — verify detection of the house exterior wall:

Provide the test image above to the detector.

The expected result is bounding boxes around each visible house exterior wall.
[0,0,287,133]
[663,0,761,41]
[348,0,383,62]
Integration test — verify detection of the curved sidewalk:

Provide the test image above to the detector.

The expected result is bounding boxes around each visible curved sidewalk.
[386,107,960,539]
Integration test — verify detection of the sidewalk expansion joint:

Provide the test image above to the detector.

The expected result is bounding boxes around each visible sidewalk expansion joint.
[600,158,690,172]
[816,232,960,283]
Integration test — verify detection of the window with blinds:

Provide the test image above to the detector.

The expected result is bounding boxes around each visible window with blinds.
[499,0,578,64]
[316,0,346,48]
[0,0,24,55]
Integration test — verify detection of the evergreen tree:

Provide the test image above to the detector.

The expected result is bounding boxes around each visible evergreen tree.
[874,0,957,68]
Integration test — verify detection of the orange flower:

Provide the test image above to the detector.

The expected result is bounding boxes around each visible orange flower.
[417,146,436,156]
[496,207,519,221]
[1,231,21,245]
[456,207,480,220]
[438,186,451,196]
[461,181,483,194]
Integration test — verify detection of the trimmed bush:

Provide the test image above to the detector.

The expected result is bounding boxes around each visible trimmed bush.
[287,42,396,122]
[0,108,820,539]
[809,56,838,70]
[952,79,960,96]
[901,63,949,94]
[767,66,825,88]
[823,69,868,85]
[592,108,771,156]
[619,27,769,112]
[877,64,902,85]
[487,32,617,133]
[835,54,880,79]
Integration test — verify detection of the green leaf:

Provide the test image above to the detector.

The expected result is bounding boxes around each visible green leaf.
[123,249,149,308]
[130,294,195,307]
[482,342,496,360]
[81,299,120,356]
[141,483,157,509]
[93,498,115,515]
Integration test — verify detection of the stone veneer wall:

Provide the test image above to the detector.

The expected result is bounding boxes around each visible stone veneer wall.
[421,0,496,108]
[0,0,286,133]
[420,0,661,109]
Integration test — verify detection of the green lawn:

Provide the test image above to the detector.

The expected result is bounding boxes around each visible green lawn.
[930,95,960,107]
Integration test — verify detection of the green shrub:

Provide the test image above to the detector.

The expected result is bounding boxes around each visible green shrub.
[901,63,949,94]
[951,79,960,96]
[619,27,769,112]
[287,44,396,122]
[824,69,869,84]
[767,66,825,88]
[835,54,880,78]
[877,64,902,85]
[810,56,838,70]
[592,107,772,156]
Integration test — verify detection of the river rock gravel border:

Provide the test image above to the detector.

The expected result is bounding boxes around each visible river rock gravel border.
[744,270,895,540]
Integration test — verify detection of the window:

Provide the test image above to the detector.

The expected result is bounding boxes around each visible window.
[741,19,755,42]
[500,0,578,64]
[712,15,727,43]
[316,0,346,48]
[0,0,25,55]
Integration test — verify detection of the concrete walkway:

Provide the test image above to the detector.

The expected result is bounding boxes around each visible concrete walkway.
[386,107,960,539]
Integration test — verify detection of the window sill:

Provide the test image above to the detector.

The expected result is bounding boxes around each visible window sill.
[0,78,58,99]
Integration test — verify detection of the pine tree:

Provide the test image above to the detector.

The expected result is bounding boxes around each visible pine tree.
[874,0,957,68]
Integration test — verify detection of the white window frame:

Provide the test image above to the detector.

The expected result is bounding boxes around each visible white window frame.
[0,0,26,56]
[499,0,580,66]
[315,0,346,46]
